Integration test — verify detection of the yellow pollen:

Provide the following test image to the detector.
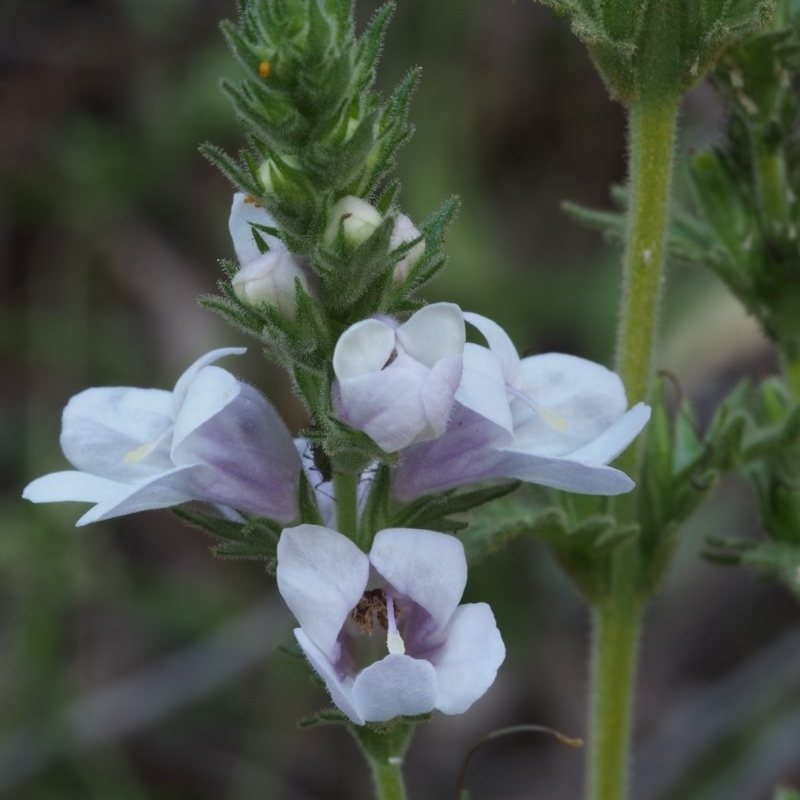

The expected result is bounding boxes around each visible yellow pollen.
[124,441,158,465]
[538,406,569,433]
[259,61,271,79]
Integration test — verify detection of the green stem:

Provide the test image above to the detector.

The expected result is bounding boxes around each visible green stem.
[370,760,407,800]
[592,92,680,800]
[334,470,359,539]
[350,722,414,800]
[614,92,680,431]
[587,587,644,800]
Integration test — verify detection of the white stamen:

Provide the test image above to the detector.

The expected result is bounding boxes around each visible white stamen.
[385,589,405,655]
[506,384,569,432]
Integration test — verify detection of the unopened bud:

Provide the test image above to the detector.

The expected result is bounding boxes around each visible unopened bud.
[390,214,425,283]
[324,196,382,249]
[232,250,311,321]
[258,154,301,194]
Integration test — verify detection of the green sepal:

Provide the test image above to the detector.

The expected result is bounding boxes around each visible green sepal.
[297,707,352,728]
[359,463,391,538]
[532,0,775,103]
[277,642,306,661]
[663,14,800,359]
[199,141,262,198]
[705,537,800,597]
[699,377,800,595]
[319,415,396,476]
[458,489,637,602]
[172,506,281,568]
[392,481,521,537]
[297,468,326,527]
[316,214,396,313]
[635,376,720,591]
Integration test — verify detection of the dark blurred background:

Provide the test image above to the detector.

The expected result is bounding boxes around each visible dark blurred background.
[2,1,798,798]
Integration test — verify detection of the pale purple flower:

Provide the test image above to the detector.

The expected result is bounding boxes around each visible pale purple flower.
[23,348,302,525]
[333,303,465,452]
[389,213,425,284]
[393,313,651,499]
[277,524,505,724]
[232,250,311,321]
[228,193,312,319]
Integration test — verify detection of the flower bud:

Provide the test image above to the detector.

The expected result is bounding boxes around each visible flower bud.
[324,196,382,249]
[390,213,425,283]
[257,154,301,194]
[232,250,311,321]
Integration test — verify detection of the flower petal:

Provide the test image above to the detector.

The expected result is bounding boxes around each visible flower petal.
[172,365,241,453]
[392,404,512,501]
[332,319,396,380]
[229,192,282,265]
[370,528,466,632]
[396,303,465,367]
[495,448,635,494]
[74,464,211,525]
[351,654,438,722]
[513,353,629,455]
[171,347,247,414]
[336,356,430,452]
[294,628,364,725]
[172,371,301,521]
[430,603,505,715]
[419,356,463,440]
[464,312,521,387]
[60,387,174,480]
[456,343,514,434]
[567,402,651,464]
[277,525,369,660]
[23,470,123,505]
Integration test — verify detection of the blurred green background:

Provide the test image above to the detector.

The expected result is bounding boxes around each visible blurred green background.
[2,0,799,798]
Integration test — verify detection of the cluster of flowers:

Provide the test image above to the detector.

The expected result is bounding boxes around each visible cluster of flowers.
[23,195,650,725]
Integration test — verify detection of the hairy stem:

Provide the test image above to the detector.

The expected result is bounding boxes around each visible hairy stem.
[587,584,644,800]
[591,91,681,800]
[614,92,680,473]
[370,759,407,800]
[351,722,413,800]
[334,470,359,540]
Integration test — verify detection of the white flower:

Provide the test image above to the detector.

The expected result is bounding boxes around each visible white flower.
[277,524,505,724]
[333,303,465,452]
[393,312,651,499]
[231,250,311,321]
[228,193,312,320]
[23,349,302,525]
[390,213,425,284]
[228,192,283,266]
[323,196,383,248]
